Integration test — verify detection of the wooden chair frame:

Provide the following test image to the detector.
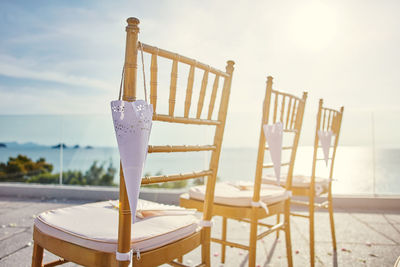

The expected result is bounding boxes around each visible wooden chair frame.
[289,99,344,267]
[181,76,307,267]
[32,17,234,267]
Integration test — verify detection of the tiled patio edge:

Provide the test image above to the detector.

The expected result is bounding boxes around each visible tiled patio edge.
[0,183,399,212]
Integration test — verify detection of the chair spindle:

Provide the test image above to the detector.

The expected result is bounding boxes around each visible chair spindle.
[169,59,178,116]
[196,68,210,118]
[184,65,195,118]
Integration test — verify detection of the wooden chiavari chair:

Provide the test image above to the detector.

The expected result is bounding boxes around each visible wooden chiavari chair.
[31,17,234,267]
[263,99,344,266]
[180,76,307,267]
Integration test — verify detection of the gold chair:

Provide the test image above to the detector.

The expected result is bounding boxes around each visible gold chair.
[31,17,234,267]
[263,99,344,266]
[180,76,307,267]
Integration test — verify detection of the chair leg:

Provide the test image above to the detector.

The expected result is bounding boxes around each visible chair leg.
[309,195,315,267]
[284,200,293,267]
[328,192,337,251]
[221,217,227,263]
[31,242,44,267]
[276,214,280,238]
[201,227,211,266]
[177,256,183,263]
[248,209,258,267]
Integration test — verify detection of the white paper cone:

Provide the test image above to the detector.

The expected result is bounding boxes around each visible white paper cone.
[111,99,153,223]
[263,122,283,184]
[317,130,333,166]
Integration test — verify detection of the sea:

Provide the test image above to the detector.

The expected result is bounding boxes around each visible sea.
[0,145,399,195]
[0,114,399,195]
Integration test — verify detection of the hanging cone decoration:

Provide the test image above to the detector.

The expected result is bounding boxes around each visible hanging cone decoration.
[111,99,153,223]
[263,122,283,184]
[318,130,333,166]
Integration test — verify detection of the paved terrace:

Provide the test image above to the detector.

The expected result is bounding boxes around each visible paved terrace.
[0,187,399,266]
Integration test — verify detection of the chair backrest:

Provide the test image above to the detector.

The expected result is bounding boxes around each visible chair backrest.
[118,17,234,255]
[253,76,307,202]
[311,99,344,183]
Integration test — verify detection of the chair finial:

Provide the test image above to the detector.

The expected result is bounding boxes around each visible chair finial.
[266,76,273,88]
[127,17,140,26]
[318,98,323,108]
[226,60,235,73]
[126,17,140,33]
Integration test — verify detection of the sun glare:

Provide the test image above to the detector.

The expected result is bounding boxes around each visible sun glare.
[288,2,339,50]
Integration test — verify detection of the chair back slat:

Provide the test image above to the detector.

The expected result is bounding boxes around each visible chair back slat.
[266,145,293,151]
[273,92,278,123]
[285,98,292,128]
[290,99,298,129]
[327,110,332,131]
[184,65,195,118]
[142,43,229,78]
[196,69,210,118]
[148,145,216,153]
[141,43,231,124]
[311,99,344,184]
[253,76,307,202]
[280,95,286,123]
[207,75,220,120]
[169,59,178,116]
[322,109,327,130]
[150,53,158,112]
[319,106,342,134]
[153,113,220,125]
[142,170,213,184]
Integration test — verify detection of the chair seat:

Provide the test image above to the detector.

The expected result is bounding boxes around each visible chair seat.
[34,200,200,253]
[262,174,329,195]
[188,181,290,207]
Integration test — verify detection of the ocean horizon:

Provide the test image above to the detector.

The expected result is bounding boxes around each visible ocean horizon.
[0,144,398,195]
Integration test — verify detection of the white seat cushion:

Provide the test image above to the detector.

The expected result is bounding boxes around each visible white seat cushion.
[34,199,200,253]
[189,181,289,207]
[262,174,329,195]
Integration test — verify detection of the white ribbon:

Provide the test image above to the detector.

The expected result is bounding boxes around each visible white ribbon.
[251,201,269,215]
[116,250,132,262]
[116,249,140,266]
[318,130,333,166]
[263,122,283,184]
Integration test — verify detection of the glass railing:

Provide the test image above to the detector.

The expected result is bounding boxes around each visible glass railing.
[0,111,399,195]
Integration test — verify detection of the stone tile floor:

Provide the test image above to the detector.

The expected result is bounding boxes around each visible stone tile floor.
[0,196,399,266]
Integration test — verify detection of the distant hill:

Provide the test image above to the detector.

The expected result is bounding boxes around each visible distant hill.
[1,142,95,149]
[2,142,45,148]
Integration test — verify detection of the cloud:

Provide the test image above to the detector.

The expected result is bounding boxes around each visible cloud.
[0,83,114,114]
[0,55,114,90]
[1,0,400,146]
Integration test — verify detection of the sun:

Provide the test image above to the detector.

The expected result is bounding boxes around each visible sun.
[288,2,339,50]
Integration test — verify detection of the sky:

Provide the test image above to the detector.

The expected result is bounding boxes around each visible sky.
[0,0,399,147]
